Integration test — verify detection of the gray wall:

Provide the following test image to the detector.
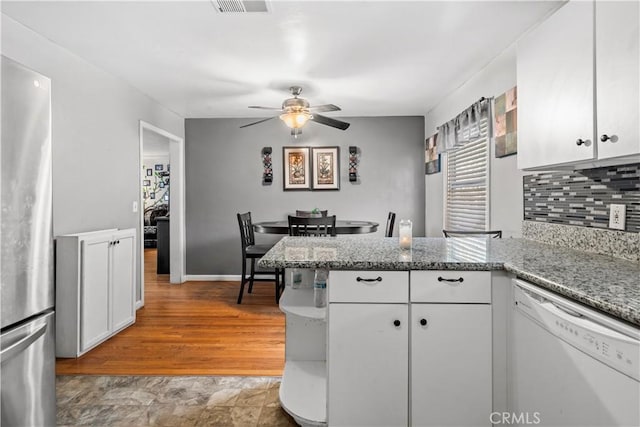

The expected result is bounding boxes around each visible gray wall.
[2,15,185,300]
[185,116,425,275]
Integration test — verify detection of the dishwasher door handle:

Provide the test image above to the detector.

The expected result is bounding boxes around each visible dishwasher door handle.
[551,302,583,318]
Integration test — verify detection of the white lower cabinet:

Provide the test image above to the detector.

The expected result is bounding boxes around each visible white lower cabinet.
[326,270,493,426]
[411,304,492,426]
[56,228,136,357]
[110,229,136,331]
[328,303,409,427]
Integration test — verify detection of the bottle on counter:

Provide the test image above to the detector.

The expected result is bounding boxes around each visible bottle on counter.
[291,268,303,289]
[313,268,328,308]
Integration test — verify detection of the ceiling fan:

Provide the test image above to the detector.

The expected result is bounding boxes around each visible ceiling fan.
[240,86,350,137]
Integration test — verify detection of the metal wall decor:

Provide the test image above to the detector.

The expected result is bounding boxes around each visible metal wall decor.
[349,146,359,182]
[262,147,273,185]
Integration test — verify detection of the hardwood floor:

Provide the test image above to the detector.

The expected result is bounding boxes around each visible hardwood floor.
[56,249,285,376]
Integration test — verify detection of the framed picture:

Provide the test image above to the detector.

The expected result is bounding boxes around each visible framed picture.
[149,192,155,199]
[494,86,517,158]
[167,164,170,172]
[155,164,163,171]
[143,180,151,186]
[283,147,311,191]
[159,182,165,188]
[311,147,340,190]
[425,133,441,174]
[163,193,169,201]
[146,168,152,176]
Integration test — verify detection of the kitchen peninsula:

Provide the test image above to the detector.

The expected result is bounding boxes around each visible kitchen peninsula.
[259,236,640,427]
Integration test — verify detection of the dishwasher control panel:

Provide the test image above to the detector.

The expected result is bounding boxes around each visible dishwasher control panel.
[514,280,640,382]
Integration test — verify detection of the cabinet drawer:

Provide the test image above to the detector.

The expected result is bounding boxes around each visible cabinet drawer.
[329,271,408,303]
[411,271,491,303]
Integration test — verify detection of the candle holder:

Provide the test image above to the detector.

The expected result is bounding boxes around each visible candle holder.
[399,219,412,250]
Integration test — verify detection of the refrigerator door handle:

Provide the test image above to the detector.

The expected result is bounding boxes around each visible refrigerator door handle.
[0,323,47,363]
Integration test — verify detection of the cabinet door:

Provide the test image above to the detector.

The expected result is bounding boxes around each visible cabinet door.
[517,1,595,170]
[596,0,640,160]
[328,304,408,426]
[111,230,136,331]
[411,304,492,427]
[80,236,111,351]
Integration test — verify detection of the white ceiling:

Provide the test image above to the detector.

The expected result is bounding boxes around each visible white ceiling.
[2,0,561,119]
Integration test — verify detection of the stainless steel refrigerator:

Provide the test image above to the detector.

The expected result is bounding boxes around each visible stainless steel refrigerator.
[1,55,56,426]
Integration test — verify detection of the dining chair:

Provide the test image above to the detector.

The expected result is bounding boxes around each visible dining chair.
[385,212,396,237]
[288,215,337,237]
[442,229,502,238]
[237,212,283,304]
[295,210,329,217]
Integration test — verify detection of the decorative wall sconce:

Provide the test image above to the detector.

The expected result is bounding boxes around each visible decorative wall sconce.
[349,146,359,182]
[262,147,273,185]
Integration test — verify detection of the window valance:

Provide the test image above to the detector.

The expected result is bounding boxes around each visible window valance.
[437,97,491,154]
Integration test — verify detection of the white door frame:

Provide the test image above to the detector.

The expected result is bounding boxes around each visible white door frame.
[138,120,186,308]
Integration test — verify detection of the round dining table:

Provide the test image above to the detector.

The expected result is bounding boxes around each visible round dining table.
[253,220,379,235]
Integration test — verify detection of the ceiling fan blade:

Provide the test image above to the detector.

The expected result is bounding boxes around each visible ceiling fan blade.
[310,114,350,130]
[309,104,341,113]
[239,116,277,128]
[249,106,283,111]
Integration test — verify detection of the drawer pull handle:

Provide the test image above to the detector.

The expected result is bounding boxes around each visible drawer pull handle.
[357,276,382,283]
[420,318,428,326]
[437,276,464,283]
[393,319,401,327]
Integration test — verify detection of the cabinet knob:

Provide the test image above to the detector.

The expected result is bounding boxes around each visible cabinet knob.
[600,134,610,142]
[420,318,428,326]
[576,138,586,146]
[393,319,401,327]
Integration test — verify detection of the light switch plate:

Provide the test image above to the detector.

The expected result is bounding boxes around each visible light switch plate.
[608,204,626,230]
[132,201,138,213]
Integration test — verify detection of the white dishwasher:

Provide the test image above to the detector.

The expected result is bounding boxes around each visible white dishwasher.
[510,280,639,427]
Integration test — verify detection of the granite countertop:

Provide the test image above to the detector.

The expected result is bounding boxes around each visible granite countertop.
[258,236,640,326]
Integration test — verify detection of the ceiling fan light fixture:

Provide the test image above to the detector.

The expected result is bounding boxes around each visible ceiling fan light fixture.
[279,111,312,129]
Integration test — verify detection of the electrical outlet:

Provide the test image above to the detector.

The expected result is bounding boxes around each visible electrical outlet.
[608,204,626,231]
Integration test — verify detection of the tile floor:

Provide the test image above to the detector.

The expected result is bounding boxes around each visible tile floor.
[57,376,297,426]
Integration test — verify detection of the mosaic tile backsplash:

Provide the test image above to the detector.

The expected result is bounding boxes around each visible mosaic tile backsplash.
[524,163,640,233]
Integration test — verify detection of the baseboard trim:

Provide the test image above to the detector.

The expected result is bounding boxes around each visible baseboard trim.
[184,274,275,281]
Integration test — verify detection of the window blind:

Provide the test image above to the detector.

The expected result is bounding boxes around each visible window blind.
[445,116,490,231]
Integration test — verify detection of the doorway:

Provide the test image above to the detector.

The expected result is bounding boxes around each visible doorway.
[137,121,185,308]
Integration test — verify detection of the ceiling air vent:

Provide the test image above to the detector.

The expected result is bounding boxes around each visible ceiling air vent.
[211,0,270,13]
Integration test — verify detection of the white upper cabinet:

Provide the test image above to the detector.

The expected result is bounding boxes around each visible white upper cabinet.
[518,1,594,170]
[595,0,640,160]
[517,0,640,170]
